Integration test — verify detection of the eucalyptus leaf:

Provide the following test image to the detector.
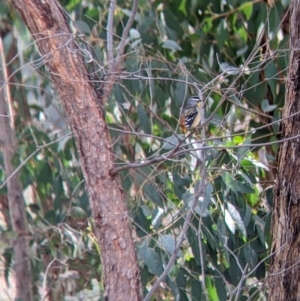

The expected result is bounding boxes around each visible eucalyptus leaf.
[162,39,182,51]
[239,2,253,20]
[261,99,277,112]
[219,62,240,75]
[137,244,164,276]
[243,244,258,270]
[160,234,183,257]
[162,134,181,150]
[254,215,265,245]
[227,203,246,237]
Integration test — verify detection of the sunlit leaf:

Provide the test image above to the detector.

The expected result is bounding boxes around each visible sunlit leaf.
[206,277,220,301]
[227,203,247,237]
[239,2,253,20]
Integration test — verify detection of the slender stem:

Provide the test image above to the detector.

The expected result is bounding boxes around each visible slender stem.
[107,0,117,64]
[116,0,139,61]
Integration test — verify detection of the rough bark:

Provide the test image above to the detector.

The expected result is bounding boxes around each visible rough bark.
[268,1,300,300]
[0,39,33,301]
[9,1,141,300]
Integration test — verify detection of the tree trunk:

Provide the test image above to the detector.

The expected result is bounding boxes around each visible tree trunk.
[268,1,300,300]
[0,38,33,301]
[10,1,141,300]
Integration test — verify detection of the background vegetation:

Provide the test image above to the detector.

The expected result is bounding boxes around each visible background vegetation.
[0,0,289,300]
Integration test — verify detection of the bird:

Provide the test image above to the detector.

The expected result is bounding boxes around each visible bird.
[180,96,203,134]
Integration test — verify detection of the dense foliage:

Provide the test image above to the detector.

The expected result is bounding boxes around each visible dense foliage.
[0,0,288,300]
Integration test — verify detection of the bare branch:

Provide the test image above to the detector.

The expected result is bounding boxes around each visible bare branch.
[0,36,33,301]
[0,134,72,190]
[111,131,300,176]
[107,0,117,65]
[117,0,139,61]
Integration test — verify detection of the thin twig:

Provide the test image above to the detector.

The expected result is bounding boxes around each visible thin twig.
[107,0,117,64]
[0,134,72,189]
[111,132,300,175]
[42,258,57,301]
[233,264,248,301]
[117,0,139,60]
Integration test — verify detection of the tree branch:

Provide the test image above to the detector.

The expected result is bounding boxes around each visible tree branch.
[107,0,117,65]
[116,0,139,61]
[0,37,33,301]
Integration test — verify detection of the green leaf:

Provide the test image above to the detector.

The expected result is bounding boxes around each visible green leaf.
[227,203,246,237]
[265,61,278,101]
[239,2,253,20]
[165,276,180,300]
[129,28,141,40]
[246,186,260,207]
[196,182,213,217]
[215,276,227,301]
[137,244,164,276]
[187,228,202,266]
[141,205,152,218]
[137,103,151,134]
[272,109,281,134]
[254,215,265,245]
[162,134,182,150]
[160,234,183,257]
[237,138,251,160]
[219,62,240,75]
[217,20,228,48]
[206,277,220,301]
[264,212,272,244]
[74,20,91,34]
[237,26,248,43]
[126,51,140,73]
[217,219,230,266]
[222,172,237,193]
[68,206,87,220]
[178,0,187,16]
[173,78,188,107]
[162,40,182,51]
[243,244,257,270]
[173,173,191,187]
[151,207,164,228]
[243,205,252,228]
[191,281,202,301]
[144,183,164,207]
[176,268,187,288]
[38,162,52,185]
[237,183,255,194]
[261,99,277,112]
